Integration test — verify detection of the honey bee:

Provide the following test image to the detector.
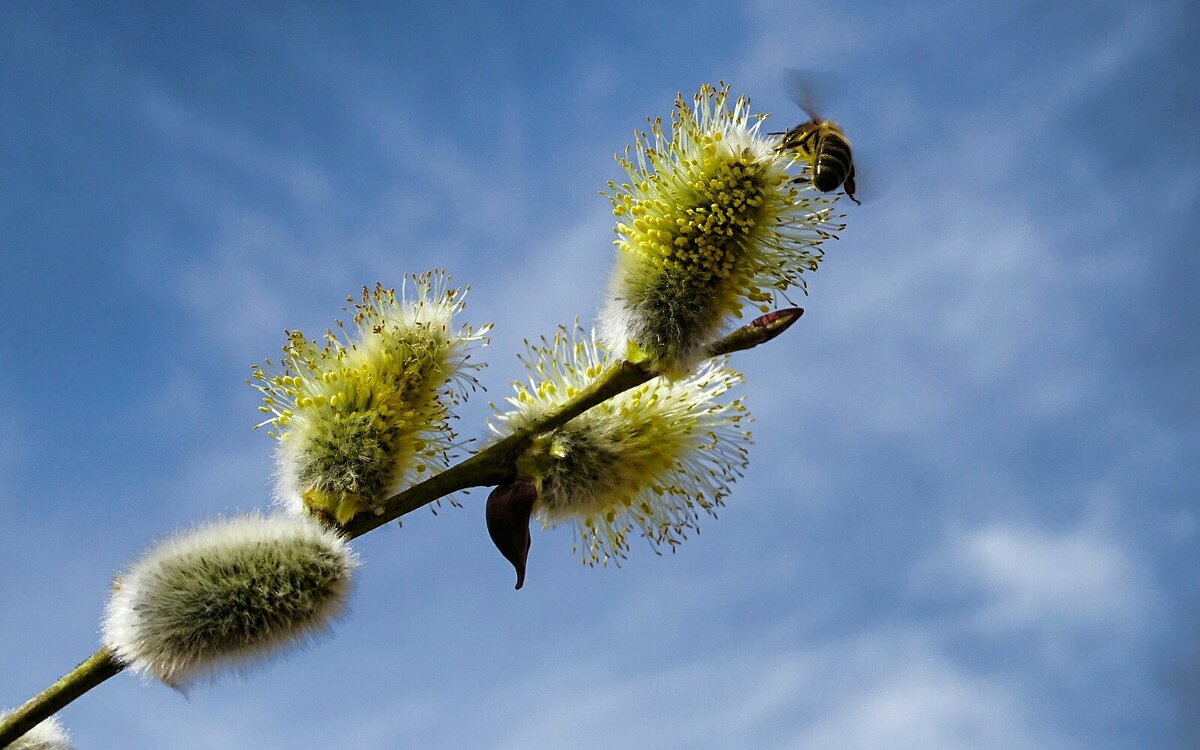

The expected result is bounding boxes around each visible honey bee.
[773,73,860,205]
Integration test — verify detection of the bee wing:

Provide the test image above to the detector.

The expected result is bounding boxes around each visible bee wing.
[783,68,826,120]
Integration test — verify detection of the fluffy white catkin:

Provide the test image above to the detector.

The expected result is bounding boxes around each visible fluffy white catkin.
[102,514,357,686]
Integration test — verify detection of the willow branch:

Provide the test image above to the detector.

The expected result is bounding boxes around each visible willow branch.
[0,648,122,747]
[344,307,803,538]
[0,307,803,745]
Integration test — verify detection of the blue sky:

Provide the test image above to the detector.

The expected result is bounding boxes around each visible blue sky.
[2,1,1197,747]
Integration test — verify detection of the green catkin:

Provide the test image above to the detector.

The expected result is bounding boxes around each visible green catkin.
[102,515,357,686]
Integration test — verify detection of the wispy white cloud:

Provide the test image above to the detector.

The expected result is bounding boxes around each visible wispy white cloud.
[718,3,1174,478]
[128,80,614,368]
[473,206,614,356]
[914,510,1156,644]
[474,626,1071,750]
[129,87,349,351]
[136,87,336,207]
[787,633,1074,750]
[950,520,1150,631]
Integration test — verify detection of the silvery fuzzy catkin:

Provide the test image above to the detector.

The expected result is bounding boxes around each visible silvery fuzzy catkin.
[102,514,357,686]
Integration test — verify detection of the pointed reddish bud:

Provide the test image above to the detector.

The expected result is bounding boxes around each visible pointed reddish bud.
[486,480,537,590]
[750,307,804,340]
[706,307,805,357]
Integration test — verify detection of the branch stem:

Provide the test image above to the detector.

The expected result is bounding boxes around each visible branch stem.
[343,359,651,538]
[344,309,800,537]
[0,308,802,744]
[0,647,122,747]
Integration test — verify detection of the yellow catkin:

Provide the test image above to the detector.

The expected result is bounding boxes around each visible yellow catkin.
[600,84,846,377]
[491,327,751,567]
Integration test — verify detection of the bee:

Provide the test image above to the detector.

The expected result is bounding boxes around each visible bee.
[773,73,860,205]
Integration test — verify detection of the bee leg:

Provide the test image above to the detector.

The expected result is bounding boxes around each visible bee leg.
[844,168,861,205]
[777,125,817,153]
